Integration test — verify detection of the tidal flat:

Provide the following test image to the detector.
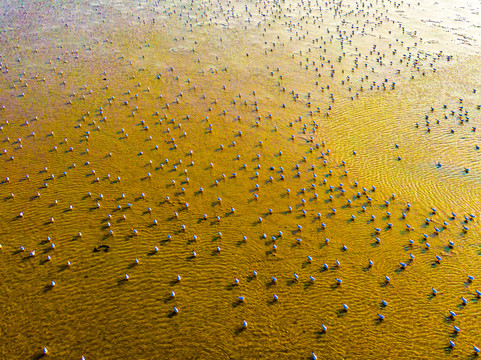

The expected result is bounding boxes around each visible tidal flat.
[1,0,481,358]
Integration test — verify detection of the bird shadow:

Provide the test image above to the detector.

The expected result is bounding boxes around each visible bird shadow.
[303,281,312,290]
[265,281,276,290]
[117,279,128,286]
[31,353,48,360]
[39,258,51,265]
[443,346,454,354]
[286,279,297,286]
[444,316,455,324]
[167,311,178,319]
[57,264,70,272]
[234,325,247,336]
[232,300,243,308]
[301,261,311,269]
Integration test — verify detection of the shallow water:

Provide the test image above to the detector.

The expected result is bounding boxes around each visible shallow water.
[1,0,481,359]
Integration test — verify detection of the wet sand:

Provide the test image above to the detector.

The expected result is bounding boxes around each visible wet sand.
[1,0,481,358]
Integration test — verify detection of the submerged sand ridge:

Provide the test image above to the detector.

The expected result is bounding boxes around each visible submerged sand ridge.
[1,0,481,358]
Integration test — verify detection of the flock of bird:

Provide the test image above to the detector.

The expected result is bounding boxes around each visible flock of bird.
[0,0,480,358]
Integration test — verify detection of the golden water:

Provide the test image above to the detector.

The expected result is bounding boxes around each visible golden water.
[1,0,481,358]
